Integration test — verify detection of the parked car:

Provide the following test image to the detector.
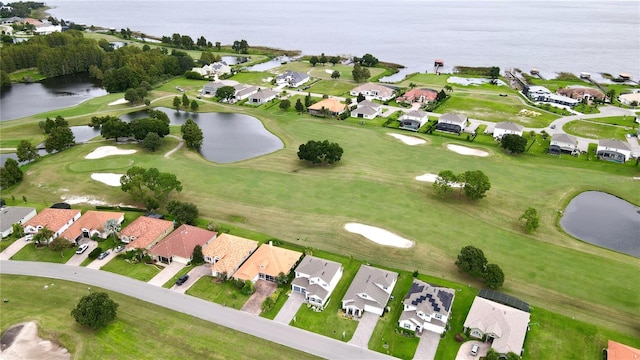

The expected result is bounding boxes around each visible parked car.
[24,234,33,241]
[76,243,89,254]
[175,274,189,286]
[470,344,480,356]
[97,251,110,260]
[114,245,125,253]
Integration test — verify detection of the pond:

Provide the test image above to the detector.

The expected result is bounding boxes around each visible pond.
[121,107,283,163]
[221,56,248,65]
[246,56,290,72]
[560,191,640,257]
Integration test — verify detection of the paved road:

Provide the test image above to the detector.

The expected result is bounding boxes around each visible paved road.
[0,260,395,360]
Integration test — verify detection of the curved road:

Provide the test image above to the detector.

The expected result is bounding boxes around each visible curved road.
[0,260,394,360]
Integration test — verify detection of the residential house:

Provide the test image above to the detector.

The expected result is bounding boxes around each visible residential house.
[210,61,231,77]
[596,139,632,163]
[619,91,640,106]
[60,210,125,243]
[397,88,438,104]
[606,340,640,360]
[398,280,455,334]
[119,216,174,250]
[233,84,258,101]
[202,233,258,278]
[399,110,429,131]
[22,208,81,242]
[548,133,578,155]
[341,265,398,317]
[463,296,531,356]
[436,113,467,134]
[557,87,605,102]
[201,81,226,96]
[349,83,395,102]
[233,242,302,283]
[276,70,309,88]
[291,256,343,308]
[0,206,37,238]
[307,98,346,116]
[248,88,278,104]
[350,100,382,119]
[149,224,216,264]
[0,17,23,25]
[493,122,524,139]
[524,85,579,107]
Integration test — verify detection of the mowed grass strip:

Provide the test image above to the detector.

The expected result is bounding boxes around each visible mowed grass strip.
[0,275,319,360]
[186,276,251,309]
[10,243,76,263]
[101,257,161,282]
[563,120,630,140]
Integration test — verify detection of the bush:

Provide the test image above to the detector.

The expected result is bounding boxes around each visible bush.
[241,280,255,295]
[88,247,102,259]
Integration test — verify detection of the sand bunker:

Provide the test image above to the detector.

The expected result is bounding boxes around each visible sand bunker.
[447,144,489,157]
[388,133,426,146]
[0,322,70,360]
[344,223,413,248]
[60,195,108,206]
[325,69,334,74]
[91,173,123,187]
[85,146,137,159]
[447,76,507,86]
[415,173,464,187]
[108,98,129,106]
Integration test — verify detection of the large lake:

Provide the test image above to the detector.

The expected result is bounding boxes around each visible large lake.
[46,1,639,79]
[560,191,640,257]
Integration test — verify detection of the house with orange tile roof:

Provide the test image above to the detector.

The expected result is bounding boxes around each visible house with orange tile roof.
[397,88,438,104]
[60,210,124,243]
[307,98,346,116]
[149,224,216,264]
[202,233,258,278]
[233,242,302,283]
[119,216,174,251]
[22,208,81,242]
[606,340,640,360]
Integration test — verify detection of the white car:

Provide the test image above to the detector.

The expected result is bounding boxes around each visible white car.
[24,234,33,241]
[76,243,89,254]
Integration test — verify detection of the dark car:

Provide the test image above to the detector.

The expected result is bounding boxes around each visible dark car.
[175,274,189,286]
[97,251,110,260]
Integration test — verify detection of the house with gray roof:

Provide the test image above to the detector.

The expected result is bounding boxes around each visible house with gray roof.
[248,88,278,104]
[436,113,467,134]
[524,85,579,107]
[291,256,343,308]
[399,110,429,131]
[493,122,524,139]
[349,83,395,101]
[233,84,258,101]
[341,265,398,317]
[350,100,382,120]
[549,133,578,155]
[596,139,632,163]
[463,296,531,356]
[201,81,226,95]
[398,280,455,334]
[0,206,37,238]
[275,70,309,88]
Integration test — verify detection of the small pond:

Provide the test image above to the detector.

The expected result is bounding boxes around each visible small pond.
[560,191,640,257]
[221,56,248,65]
[246,56,290,72]
[121,107,282,163]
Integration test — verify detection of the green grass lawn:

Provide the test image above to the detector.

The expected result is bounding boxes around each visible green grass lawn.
[260,286,290,319]
[101,257,162,282]
[0,236,19,252]
[563,120,630,140]
[185,276,251,309]
[582,116,637,127]
[229,71,275,86]
[162,264,194,288]
[10,243,76,263]
[8,67,46,82]
[307,79,355,96]
[0,275,318,360]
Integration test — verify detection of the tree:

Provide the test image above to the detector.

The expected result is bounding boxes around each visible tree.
[49,236,72,251]
[352,63,370,82]
[304,93,312,107]
[279,99,291,110]
[45,126,75,153]
[357,93,366,103]
[142,132,162,152]
[519,207,540,234]
[16,140,39,163]
[215,41,221,50]
[190,99,199,112]
[124,88,142,104]
[444,84,453,93]
[0,158,23,188]
[191,245,204,265]
[501,134,528,154]
[297,140,344,165]
[167,200,199,225]
[309,56,318,67]
[216,86,235,102]
[100,118,131,142]
[331,70,340,79]
[436,89,447,102]
[455,245,487,278]
[130,117,170,141]
[483,263,505,289]
[433,170,458,197]
[329,56,340,66]
[71,292,119,330]
[231,39,249,54]
[120,166,182,207]
[295,99,304,113]
[173,96,181,111]
[319,53,327,65]
[12,223,25,239]
[33,227,54,245]
[104,219,121,240]
[181,93,190,108]
[360,53,379,67]
[462,170,491,200]
[180,119,204,152]
[606,89,616,102]
[489,66,500,83]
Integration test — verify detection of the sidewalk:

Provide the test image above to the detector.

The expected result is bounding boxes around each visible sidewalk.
[0,237,31,260]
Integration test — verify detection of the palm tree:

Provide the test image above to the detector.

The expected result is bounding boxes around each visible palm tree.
[33,228,54,246]
[444,84,453,93]
[104,219,121,240]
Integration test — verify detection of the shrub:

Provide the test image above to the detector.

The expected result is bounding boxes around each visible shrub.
[88,247,103,259]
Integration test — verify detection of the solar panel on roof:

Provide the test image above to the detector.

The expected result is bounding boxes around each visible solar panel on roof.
[478,289,530,312]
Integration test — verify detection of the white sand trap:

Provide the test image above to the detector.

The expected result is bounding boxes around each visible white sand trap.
[415,173,464,187]
[0,322,70,360]
[91,173,123,186]
[344,223,413,248]
[85,146,137,159]
[60,195,107,206]
[447,144,489,157]
[634,177,640,180]
[108,98,129,106]
[325,69,334,74]
[388,133,426,146]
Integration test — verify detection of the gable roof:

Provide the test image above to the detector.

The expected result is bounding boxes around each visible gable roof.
[463,297,530,354]
[120,216,174,250]
[22,208,81,233]
[403,110,428,119]
[308,98,346,113]
[343,265,398,309]
[350,83,395,98]
[550,133,577,145]
[398,88,438,102]
[557,86,605,100]
[598,139,631,151]
[357,100,380,109]
[403,280,455,316]
[149,224,216,259]
[607,340,640,360]
[203,233,258,276]
[0,206,36,233]
[276,70,309,84]
[234,243,302,281]
[60,210,124,241]
[294,255,342,283]
[495,122,524,132]
[249,88,278,100]
[439,113,468,125]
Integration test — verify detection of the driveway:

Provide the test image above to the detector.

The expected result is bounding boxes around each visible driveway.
[171,265,210,294]
[274,291,305,324]
[241,280,277,315]
[348,311,380,348]
[65,240,98,266]
[147,261,185,287]
[413,330,441,360]
[85,250,118,269]
[0,237,31,260]
[455,340,490,360]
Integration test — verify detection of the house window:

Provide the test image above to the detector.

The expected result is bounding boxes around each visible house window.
[435,314,442,320]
